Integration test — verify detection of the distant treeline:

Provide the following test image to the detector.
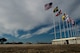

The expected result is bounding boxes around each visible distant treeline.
[0,37,51,44]
[5,42,51,44]
[36,42,51,44]
[5,42,23,44]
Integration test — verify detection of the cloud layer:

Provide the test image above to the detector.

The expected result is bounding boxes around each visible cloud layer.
[0,0,80,40]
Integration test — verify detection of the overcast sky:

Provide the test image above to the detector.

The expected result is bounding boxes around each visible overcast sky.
[0,0,80,43]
